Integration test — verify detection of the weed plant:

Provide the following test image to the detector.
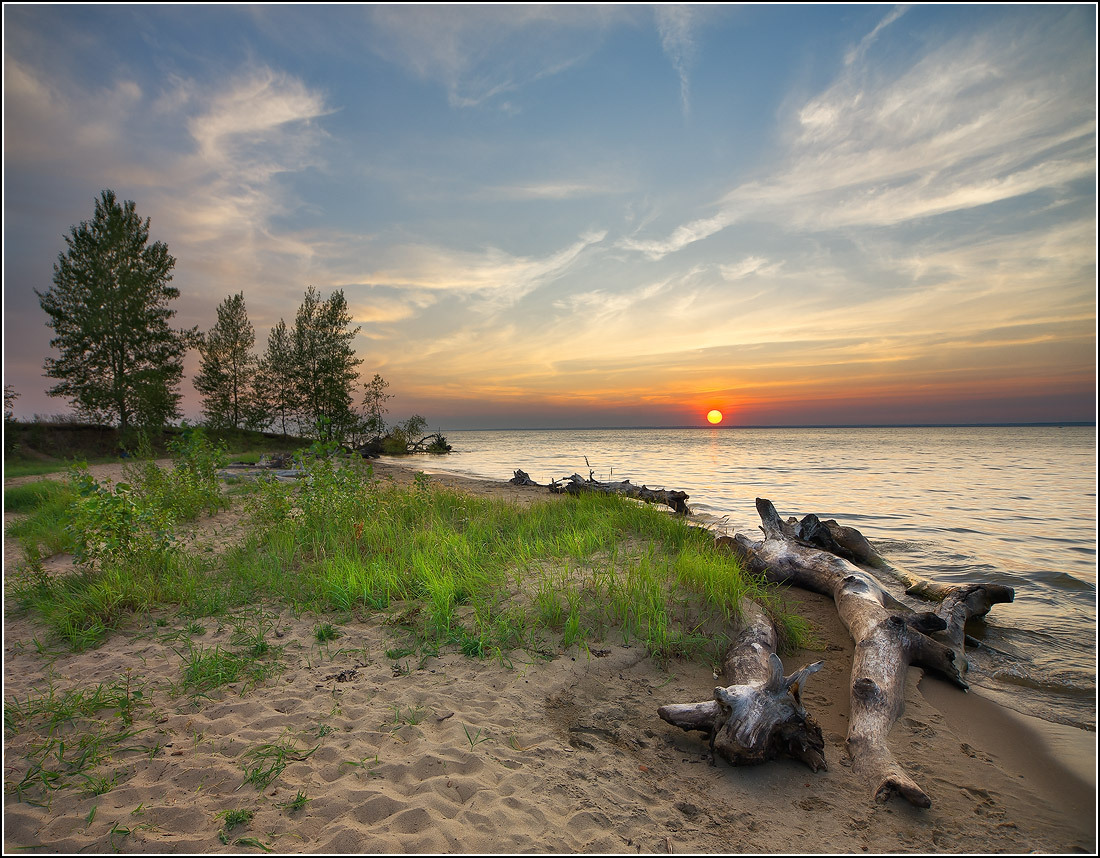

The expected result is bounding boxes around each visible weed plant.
[277,790,311,811]
[240,738,318,790]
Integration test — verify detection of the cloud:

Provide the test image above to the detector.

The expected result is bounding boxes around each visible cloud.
[3,56,148,169]
[719,256,784,280]
[844,5,909,67]
[487,180,628,201]
[618,209,736,260]
[343,230,608,301]
[161,65,334,272]
[365,5,626,109]
[620,12,1096,256]
[654,5,696,116]
[187,67,332,164]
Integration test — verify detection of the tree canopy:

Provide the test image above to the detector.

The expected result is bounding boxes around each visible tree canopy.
[37,190,193,432]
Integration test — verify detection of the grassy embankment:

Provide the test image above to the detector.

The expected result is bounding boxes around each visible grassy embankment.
[3,420,294,478]
[3,424,808,809]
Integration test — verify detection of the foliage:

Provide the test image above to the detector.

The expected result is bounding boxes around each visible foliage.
[4,384,18,422]
[65,466,177,565]
[36,190,194,433]
[381,414,429,454]
[5,480,80,559]
[9,434,804,676]
[194,292,259,431]
[132,426,229,521]
[61,426,226,566]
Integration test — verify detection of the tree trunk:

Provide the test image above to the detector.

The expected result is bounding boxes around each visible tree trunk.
[718,498,1014,807]
[544,472,692,515]
[657,599,827,771]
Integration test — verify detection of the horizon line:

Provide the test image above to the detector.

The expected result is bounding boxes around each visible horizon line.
[436,421,1097,432]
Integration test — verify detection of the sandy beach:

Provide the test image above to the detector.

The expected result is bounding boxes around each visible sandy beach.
[3,458,1095,854]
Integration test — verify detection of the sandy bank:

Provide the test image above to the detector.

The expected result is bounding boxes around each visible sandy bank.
[3,457,1095,853]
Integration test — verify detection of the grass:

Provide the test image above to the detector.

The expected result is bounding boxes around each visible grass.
[2,437,814,818]
[3,456,119,479]
[240,737,318,790]
[9,447,804,668]
[463,724,491,749]
[277,790,312,811]
[4,673,156,804]
[217,807,254,828]
[4,479,80,558]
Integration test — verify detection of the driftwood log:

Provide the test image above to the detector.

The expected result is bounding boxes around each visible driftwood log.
[791,512,1014,671]
[658,600,827,771]
[716,498,1014,807]
[508,469,691,515]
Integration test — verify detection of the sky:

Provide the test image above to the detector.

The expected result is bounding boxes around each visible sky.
[3,3,1096,430]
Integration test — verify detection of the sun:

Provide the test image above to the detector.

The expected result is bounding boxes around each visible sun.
[707,409,723,425]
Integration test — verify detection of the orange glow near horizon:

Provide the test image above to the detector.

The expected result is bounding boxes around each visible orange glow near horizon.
[707,409,723,424]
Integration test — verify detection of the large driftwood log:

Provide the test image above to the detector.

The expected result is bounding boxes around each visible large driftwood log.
[721,498,1014,807]
[510,468,691,514]
[549,472,692,515]
[658,600,826,771]
[792,513,1014,670]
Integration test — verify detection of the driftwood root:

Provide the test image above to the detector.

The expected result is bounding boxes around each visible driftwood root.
[659,599,826,772]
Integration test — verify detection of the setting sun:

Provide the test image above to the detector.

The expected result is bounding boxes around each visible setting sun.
[707,409,723,425]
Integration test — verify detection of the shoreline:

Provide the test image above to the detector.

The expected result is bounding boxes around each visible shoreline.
[3,456,1096,853]
[381,457,1098,812]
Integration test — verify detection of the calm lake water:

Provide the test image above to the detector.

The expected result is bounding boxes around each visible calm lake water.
[383,426,1097,730]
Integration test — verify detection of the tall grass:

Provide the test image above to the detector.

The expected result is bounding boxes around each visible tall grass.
[10,444,804,665]
[5,481,79,557]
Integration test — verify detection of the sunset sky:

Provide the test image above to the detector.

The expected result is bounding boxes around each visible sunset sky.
[3,4,1096,429]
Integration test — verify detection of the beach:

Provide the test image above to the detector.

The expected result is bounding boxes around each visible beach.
[3,458,1095,854]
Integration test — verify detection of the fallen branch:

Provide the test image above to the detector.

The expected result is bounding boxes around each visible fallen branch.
[719,498,1014,807]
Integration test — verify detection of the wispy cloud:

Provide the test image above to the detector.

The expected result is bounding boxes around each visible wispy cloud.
[844,5,909,67]
[618,209,735,260]
[719,256,784,281]
[343,230,608,302]
[487,180,628,201]
[365,5,625,109]
[187,67,332,164]
[621,12,1096,256]
[173,65,334,249]
[654,5,696,116]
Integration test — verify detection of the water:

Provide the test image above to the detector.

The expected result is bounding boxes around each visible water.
[383,426,1097,730]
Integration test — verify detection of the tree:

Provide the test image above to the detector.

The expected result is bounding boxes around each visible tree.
[361,373,392,438]
[3,385,18,423]
[37,190,193,432]
[254,319,295,436]
[289,286,363,442]
[194,292,257,430]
